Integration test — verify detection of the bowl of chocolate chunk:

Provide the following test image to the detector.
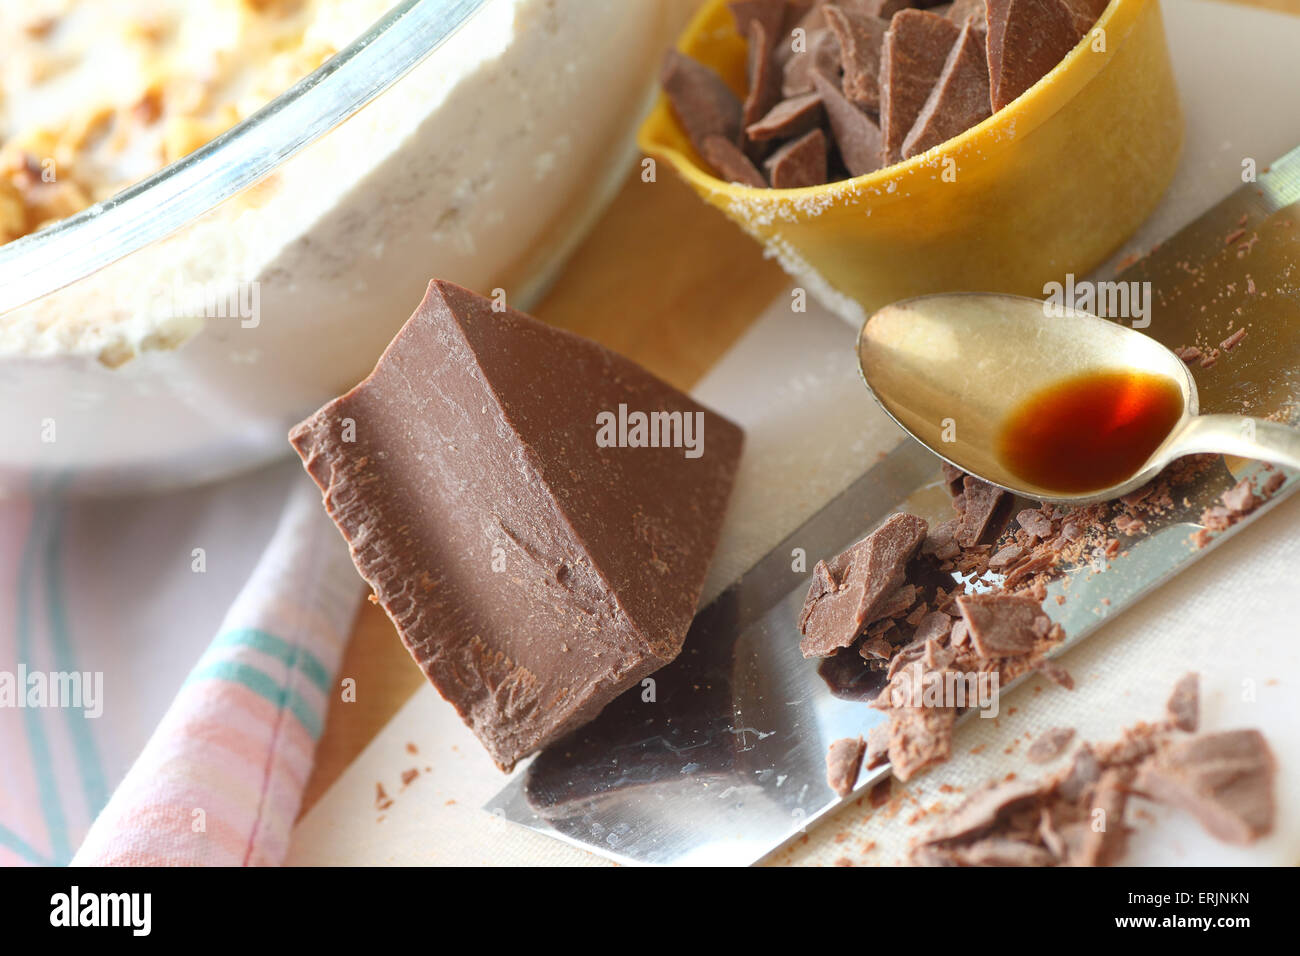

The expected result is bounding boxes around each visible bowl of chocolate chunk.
[640,0,1184,323]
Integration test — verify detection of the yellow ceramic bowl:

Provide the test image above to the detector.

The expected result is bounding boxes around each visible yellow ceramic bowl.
[639,0,1183,321]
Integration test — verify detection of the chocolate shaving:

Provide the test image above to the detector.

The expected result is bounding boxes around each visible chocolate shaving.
[701,135,768,187]
[824,5,888,111]
[660,50,742,153]
[901,21,991,158]
[811,71,884,176]
[765,127,829,187]
[879,10,961,165]
[746,91,825,141]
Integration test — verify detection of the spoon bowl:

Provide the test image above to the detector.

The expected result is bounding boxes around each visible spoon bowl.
[857,293,1300,504]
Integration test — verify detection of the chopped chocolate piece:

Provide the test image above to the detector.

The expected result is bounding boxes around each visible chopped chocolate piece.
[746,91,825,141]
[1166,672,1199,733]
[1056,744,1100,803]
[826,735,867,796]
[290,281,743,771]
[988,544,1024,570]
[729,0,788,49]
[1174,344,1203,364]
[1220,328,1248,351]
[860,633,894,661]
[1034,657,1074,690]
[1135,730,1276,844]
[865,722,891,769]
[798,513,929,657]
[701,135,768,187]
[922,519,961,560]
[879,9,961,165]
[1095,722,1163,767]
[741,21,785,153]
[941,462,966,496]
[888,700,955,780]
[945,0,988,23]
[920,778,1043,844]
[765,127,829,187]
[824,5,888,111]
[1199,505,1234,532]
[781,27,842,96]
[660,50,743,153]
[1071,769,1130,866]
[878,583,917,619]
[811,71,884,176]
[957,476,1009,547]
[857,0,912,17]
[949,618,969,646]
[1262,471,1286,496]
[913,610,954,644]
[1113,513,1146,536]
[956,592,1049,658]
[1221,478,1259,514]
[986,0,1084,111]
[932,835,1058,866]
[901,21,991,158]
[1027,726,1076,763]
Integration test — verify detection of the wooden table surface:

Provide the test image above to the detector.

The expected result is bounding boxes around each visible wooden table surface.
[298,0,1297,816]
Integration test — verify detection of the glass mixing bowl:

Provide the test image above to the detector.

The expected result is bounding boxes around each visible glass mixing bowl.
[0,0,693,495]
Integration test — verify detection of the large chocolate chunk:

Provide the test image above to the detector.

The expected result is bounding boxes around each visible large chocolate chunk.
[660,49,743,153]
[1135,730,1276,844]
[812,70,884,177]
[290,281,743,770]
[879,10,961,165]
[798,512,928,657]
[824,6,888,111]
[901,21,992,158]
[985,0,1084,111]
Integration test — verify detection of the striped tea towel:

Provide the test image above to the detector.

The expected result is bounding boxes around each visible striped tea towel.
[0,464,362,867]
[70,478,361,866]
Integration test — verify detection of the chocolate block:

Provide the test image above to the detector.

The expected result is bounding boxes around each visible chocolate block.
[290,281,743,770]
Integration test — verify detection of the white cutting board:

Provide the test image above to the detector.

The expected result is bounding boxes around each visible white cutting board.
[288,0,1300,866]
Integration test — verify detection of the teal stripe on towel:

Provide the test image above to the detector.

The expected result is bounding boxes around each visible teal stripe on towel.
[187,660,324,740]
[0,821,56,867]
[16,496,71,864]
[42,487,110,822]
[207,628,332,696]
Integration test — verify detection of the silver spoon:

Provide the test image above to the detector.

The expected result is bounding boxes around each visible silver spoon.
[857,292,1300,505]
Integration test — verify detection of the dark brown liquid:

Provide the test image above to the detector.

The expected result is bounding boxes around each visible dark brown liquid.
[996,370,1184,494]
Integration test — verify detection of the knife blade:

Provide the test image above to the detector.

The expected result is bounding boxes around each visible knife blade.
[486,144,1300,867]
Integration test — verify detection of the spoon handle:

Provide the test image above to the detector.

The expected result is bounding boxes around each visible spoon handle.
[1172,414,1300,471]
